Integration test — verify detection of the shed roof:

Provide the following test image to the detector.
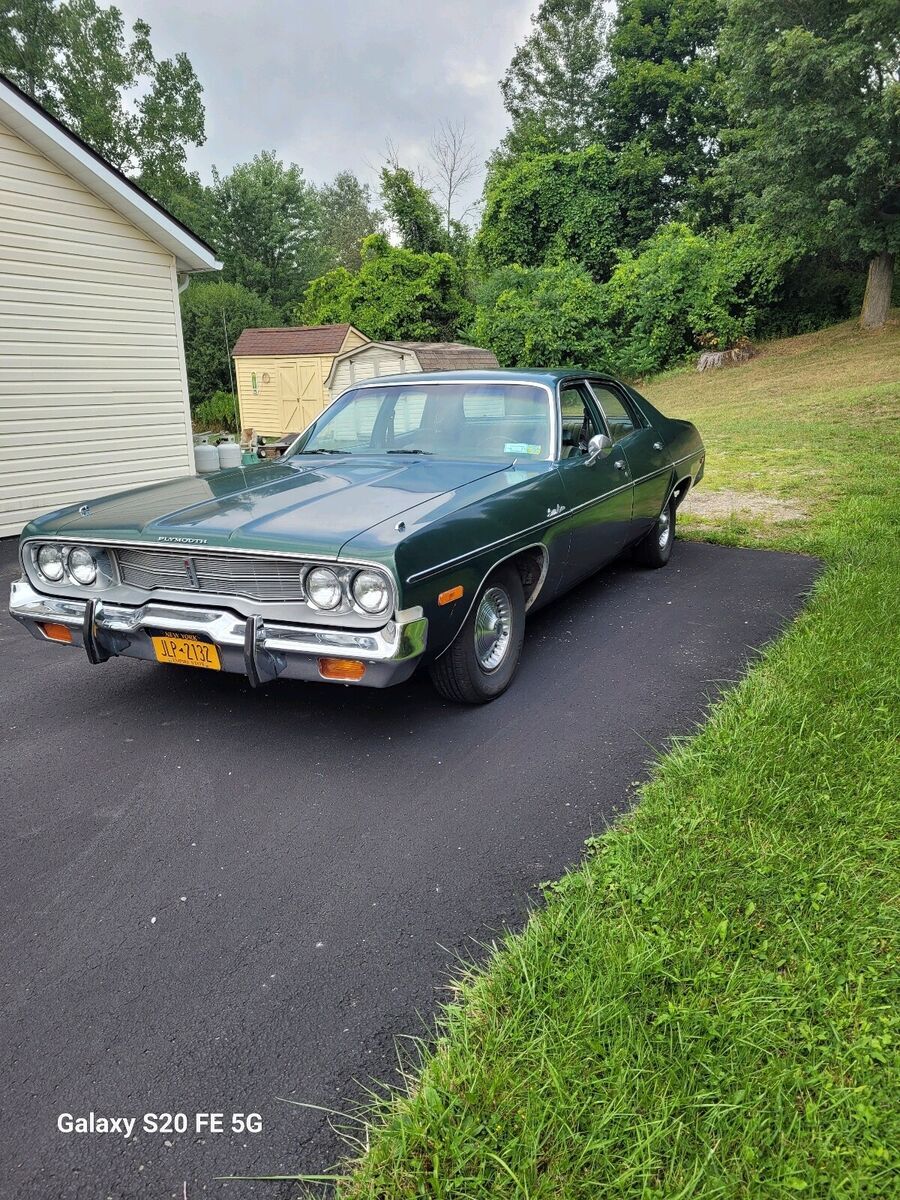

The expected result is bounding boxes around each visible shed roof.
[231,324,364,357]
[388,342,500,371]
[0,73,220,273]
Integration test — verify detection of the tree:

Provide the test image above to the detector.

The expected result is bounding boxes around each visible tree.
[722,0,900,329]
[316,171,383,272]
[179,280,279,406]
[498,0,609,159]
[472,262,611,368]
[300,234,472,342]
[379,161,448,254]
[605,0,727,221]
[429,119,481,234]
[0,0,206,190]
[210,151,328,315]
[474,146,667,281]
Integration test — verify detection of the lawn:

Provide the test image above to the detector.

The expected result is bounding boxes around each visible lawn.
[330,319,900,1198]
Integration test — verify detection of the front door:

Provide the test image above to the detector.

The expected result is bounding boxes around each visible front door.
[589,380,672,538]
[556,381,632,589]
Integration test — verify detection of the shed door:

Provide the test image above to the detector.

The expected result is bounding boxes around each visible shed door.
[277,362,299,433]
[297,362,323,429]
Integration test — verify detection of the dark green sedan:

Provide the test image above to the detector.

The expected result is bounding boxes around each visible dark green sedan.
[10,370,704,703]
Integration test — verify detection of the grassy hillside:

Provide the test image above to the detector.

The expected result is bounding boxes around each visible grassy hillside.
[328,319,900,1199]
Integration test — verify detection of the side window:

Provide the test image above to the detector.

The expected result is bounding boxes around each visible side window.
[559,383,600,459]
[591,384,639,442]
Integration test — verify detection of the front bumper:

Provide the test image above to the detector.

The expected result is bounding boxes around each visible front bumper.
[9,576,428,688]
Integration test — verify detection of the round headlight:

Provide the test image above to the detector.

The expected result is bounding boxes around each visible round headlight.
[305,566,342,610]
[351,570,391,614]
[36,544,65,582]
[66,546,97,586]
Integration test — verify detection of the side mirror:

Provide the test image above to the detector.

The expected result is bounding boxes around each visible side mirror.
[586,433,613,464]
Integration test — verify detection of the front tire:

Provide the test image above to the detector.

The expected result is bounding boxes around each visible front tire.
[429,566,525,704]
[633,497,675,568]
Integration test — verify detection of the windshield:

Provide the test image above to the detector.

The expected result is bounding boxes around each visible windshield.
[291,382,552,461]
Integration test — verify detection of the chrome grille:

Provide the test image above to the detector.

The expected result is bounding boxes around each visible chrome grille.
[114,547,306,601]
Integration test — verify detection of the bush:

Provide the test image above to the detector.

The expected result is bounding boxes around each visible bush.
[299,234,472,341]
[193,391,239,432]
[601,223,791,376]
[472,263,612,369]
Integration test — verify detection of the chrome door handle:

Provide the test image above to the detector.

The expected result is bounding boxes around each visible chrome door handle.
[653,441,664,451]
[614,459,627,471]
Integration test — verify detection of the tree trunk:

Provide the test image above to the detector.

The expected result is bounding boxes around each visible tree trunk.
[860,251,895,329]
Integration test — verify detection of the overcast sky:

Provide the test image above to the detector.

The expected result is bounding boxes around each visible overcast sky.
[116,0,535,216]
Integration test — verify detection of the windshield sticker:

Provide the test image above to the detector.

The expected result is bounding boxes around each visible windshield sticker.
[504,443,542,456]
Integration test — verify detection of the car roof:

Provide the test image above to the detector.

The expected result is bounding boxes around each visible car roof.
[351,368,620,388]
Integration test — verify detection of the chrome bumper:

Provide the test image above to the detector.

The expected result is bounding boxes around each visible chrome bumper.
[8,576,428,688]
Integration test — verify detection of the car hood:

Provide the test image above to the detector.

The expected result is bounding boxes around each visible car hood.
[33,457,511,559]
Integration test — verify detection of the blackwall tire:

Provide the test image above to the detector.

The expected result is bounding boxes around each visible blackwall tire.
[633,497,675,568]
[429,565,526,704]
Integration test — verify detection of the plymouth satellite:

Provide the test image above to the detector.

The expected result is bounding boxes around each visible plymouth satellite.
[10,370,704,703]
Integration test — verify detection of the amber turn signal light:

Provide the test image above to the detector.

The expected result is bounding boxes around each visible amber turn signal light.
[39,621,73,644]
[438,585,464,606]
[318,657,366,681]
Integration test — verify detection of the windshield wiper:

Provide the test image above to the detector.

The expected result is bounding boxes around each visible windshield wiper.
[385,448,432,455]
[297,447,350,454]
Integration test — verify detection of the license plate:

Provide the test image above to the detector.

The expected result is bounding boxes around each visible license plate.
[151,632,221,671]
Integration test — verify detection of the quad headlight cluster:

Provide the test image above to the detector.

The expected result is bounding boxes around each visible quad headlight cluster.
[33,543,104,587]
[304,566,392,615]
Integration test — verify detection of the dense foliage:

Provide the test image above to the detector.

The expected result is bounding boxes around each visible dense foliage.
[299,234,472,342]
[192,391,239,433]
[179,280,278,406]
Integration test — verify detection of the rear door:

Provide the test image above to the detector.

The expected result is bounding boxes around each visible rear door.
[556,380,632,588]
[588,380,672,540]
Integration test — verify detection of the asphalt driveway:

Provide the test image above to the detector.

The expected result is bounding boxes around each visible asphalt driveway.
[0,536,820,1199]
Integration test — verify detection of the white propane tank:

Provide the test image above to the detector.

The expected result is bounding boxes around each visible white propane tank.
[194,443,219,474]
[217,442,242,470]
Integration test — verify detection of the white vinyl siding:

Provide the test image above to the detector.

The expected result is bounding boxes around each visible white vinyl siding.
[329,344,420,399]
[0,118,194,538]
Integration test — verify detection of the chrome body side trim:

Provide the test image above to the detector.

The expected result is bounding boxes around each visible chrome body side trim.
[9,575,427,689]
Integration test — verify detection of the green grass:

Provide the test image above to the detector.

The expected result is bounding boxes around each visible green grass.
[328,319,900,1198]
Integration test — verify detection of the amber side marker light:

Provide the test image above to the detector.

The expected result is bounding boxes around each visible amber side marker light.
[39,621,73,644]
[318,657,366,681]
[438,585,464,606]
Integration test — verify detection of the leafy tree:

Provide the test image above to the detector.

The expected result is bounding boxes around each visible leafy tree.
[316,171,383,272]
[179,279,279,406]
[379,163,448,254]
[722,0,900,328]
[0,0,205,189]
[210,151,328,315]
[601,222,790,376]
[300,234,472,342]
[472,262,611,368]
[474,146,667,280]
[498,0,609,159]
[606,0,727,220]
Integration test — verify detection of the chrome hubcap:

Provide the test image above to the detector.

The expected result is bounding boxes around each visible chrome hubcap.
[658,508,671,549]
[474,586,512,672]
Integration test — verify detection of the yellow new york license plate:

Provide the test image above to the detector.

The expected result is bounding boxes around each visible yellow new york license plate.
[151,633,221,671]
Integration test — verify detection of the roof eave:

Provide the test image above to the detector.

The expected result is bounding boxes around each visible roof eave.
[0,77,221,273]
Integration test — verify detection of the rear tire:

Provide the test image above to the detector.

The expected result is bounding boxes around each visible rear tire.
[633,497,675,568]
[429,565,525,704]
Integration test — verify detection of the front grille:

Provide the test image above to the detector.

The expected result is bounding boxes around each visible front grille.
[114,547,306,602]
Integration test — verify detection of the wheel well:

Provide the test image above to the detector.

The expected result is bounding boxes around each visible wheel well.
[669,477,692,509]
[505,545,548,609]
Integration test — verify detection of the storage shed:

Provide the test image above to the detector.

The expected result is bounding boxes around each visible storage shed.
[232,323,368,437]
[0,74,220,539]
[326,340,500,399]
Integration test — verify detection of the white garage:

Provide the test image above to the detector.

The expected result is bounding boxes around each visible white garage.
[0,75,220,539]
